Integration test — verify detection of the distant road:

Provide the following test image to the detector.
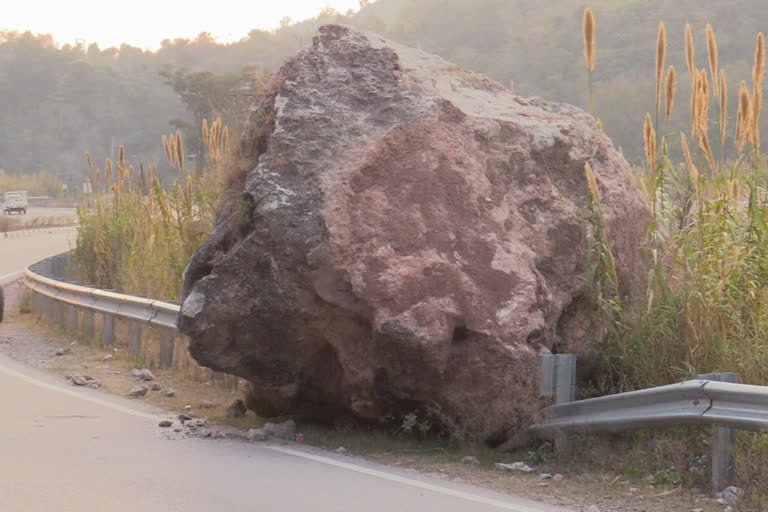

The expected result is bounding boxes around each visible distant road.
[0,228,75,281]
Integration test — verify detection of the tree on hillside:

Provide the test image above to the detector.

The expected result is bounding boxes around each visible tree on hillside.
[158,65,245,169]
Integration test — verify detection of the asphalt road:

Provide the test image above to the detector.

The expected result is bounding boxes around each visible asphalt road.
[0,229,570,512]
[0,227,75,281]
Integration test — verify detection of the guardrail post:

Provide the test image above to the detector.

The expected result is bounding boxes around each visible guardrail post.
[538,354,577,404]
[66,305,77,332]
[698,372,739,492]
[539,355,555,398]
[129,321,142,355]
[55,301,64,326]
[83,310,95,339]
[101,314,115,347]
[539,354,576,451]
[159,333,174,369]
[554,355,576,405]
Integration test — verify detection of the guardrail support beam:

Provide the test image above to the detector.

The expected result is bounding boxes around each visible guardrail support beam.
[129,321,142,355]
[539,354,576,405]
[699,372,739,492]
[101,314,115,347]
[66,305,77,332]
[83,310,94,339]
[159,333,174,369]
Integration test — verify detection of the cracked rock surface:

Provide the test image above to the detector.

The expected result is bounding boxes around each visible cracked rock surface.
[179,25,650,440]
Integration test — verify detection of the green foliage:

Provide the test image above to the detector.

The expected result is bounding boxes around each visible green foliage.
[735,432,768,506]
[525,443,555,465]
[73,146,223,302]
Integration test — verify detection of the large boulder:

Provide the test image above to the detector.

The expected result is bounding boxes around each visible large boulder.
[178,25,651,441]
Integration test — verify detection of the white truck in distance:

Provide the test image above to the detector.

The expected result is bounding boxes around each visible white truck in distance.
[2,191,28,215]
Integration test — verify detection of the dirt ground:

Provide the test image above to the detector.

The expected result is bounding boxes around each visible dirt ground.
[0,280,727,512]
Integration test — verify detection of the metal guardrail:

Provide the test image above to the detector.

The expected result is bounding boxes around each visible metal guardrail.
[24,268,179,329]
[17,253,181,368]
[530,379,768,436]
[8,253,239,388]
[530,363,768,492]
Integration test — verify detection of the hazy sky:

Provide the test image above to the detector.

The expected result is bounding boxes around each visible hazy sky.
[2,0,364,50]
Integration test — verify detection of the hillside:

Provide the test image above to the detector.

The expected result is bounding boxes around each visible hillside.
[2,0,767,183]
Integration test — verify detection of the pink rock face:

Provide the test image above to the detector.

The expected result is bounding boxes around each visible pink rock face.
[179,25,651,441]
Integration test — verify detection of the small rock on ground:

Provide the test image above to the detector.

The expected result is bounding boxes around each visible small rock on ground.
[335,446,347,454]
[158,420,173,427]
[200,400,214,409]
[102,354,113,362]
[55,347,70,356]
[247,428,267,441]
[161,388,176,397]
[150,383,162,391]
[553,473,564,481]
[461,456,480,465]
[127,385,148,397]
[139,369,155,381]
[130,368,142,379]
[71,375,88,386]
[263,419,296,440]
[226,399,247,418]
[495,462,533,473]
[539,473,552,480]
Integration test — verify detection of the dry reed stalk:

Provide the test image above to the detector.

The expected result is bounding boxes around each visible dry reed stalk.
[736,80,752,151]
[583,8,596,115]
[731,178,741,203]
[753,32,765,154]
[106,158,113,184]
[700,132,716,174]
[686,24,696,131]
[656,22,667,125]
[168,134,178,169]
[692,72,702,137]
[707,24,719,96]
[162,136,170,164]
[202,118,209,148]
[583,9,595,72]
[86,151,93,172]
[176,131,184,172]
[665,65,676,121]
[644,113,657,169]
[720,70,728,149]
[697,70,709,138]
[681,132,699,183]
[119,145,125,168]
[584,162,601,209]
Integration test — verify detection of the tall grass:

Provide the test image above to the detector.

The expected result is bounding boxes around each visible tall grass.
[74,122,232,301]
[578,11,768,394]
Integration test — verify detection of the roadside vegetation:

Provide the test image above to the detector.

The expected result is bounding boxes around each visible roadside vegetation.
[72,121,231,301]
[580,11,768,506]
